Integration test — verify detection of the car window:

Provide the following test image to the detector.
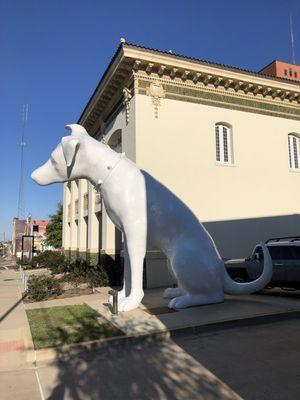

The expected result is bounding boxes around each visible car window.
[290,246,300,260]
[267,246,294,260]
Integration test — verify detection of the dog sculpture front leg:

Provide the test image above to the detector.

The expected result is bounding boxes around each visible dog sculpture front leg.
[111,243,130,303]
[118,228,147,312]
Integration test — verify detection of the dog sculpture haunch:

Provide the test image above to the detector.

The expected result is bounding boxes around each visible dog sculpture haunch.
[32,124,272,311]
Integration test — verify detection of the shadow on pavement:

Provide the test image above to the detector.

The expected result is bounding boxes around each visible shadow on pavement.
[258,288,300,299]
[44,334,240,400]
[0,294,27,324]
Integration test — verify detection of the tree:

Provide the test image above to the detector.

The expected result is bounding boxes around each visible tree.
[45,203,63,248]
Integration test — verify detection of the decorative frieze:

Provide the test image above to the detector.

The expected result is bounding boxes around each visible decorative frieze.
[138,78,300,121]
[129,58,300,106]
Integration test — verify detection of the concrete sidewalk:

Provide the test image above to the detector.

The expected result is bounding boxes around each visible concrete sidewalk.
[25,286,300,339]
[0,269,34,369]
[0,269,40,400]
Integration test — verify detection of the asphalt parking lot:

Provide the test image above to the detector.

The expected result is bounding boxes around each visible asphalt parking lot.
[174,309,300,400]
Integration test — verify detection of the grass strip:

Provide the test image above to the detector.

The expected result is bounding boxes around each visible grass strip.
[26,304,122,349]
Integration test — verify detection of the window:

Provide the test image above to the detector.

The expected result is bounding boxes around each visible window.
[290,247,300,260]
[108,129,122,153]
[215,123,232,164]
[295,72,298,78]
[289,69,293,77]
[288,134,300,169]
[268,246,294,260]
[284,69,288,76]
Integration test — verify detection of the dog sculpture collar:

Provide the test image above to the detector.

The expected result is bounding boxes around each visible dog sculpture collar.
[94,152,126,191]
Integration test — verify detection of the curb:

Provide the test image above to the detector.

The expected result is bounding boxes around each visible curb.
[33,329,170,364]
[169,308,300,338]
[32,308,300,364]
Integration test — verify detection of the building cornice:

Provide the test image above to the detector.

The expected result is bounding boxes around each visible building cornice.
[79,43,300,132]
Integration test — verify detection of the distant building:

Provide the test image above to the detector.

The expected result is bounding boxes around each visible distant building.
[12,217,30,258]
[260,60,300,82]
[62,42,300,288]
[12,217,51,258]
[32,220,50,252]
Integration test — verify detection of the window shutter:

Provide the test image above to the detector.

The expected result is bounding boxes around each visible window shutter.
[215,125,220,161]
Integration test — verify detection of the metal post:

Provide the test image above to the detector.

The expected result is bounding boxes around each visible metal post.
[108,289,118,315]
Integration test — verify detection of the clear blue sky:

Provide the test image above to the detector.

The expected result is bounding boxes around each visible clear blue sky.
[1,0,299,240]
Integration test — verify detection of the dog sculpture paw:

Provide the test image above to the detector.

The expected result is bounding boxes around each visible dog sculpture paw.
[118,293,144,312]
[163,287,185,299]
[168,294,224,309]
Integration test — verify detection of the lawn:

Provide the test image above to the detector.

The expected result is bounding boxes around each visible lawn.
[26,304,122,349]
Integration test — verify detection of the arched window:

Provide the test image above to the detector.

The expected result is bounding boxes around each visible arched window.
[288,133,300,169]
[107,129,122,153]
[215,123,232,164]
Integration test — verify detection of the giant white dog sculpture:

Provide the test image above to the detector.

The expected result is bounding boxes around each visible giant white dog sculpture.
[32,124,272,311]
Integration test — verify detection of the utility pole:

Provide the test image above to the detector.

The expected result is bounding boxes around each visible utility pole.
[289,13,296,65]
[17,104,28,219]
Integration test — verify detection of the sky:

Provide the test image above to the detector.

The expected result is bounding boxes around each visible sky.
[1,0,300,240]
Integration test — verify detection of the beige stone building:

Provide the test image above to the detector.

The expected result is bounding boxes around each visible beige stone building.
[62,41,300,288]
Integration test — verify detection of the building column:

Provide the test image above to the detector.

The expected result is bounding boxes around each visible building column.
[77,179,88,260]
[88,183,100,265]
[101,203,116,257]
[70,181,78,261]
[62,182,71,253]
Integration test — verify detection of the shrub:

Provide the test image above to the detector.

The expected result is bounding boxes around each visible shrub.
[31,251,67,274]
[99,254,123,287]
[63,260,109,288]
[27,275,62,301]
[86,265,109,288]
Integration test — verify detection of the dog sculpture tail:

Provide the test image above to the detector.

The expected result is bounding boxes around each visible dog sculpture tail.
[222,243,273,295]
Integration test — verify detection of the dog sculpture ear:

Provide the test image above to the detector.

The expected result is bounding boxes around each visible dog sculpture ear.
[65,124,88,137]
[61,136,80,167]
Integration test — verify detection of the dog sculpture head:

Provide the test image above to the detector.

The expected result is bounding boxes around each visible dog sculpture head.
[31,124,90,185]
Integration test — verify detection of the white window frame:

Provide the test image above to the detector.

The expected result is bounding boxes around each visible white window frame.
[288,134,300,170]
[215,123,232,164]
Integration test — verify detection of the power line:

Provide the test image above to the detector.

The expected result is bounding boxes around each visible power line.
[17,104,28,219]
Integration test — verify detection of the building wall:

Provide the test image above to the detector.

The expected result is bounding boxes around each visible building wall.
[261,61,300,82]
[135,93,300,259]
[260,62,277,77]
[275,61,300,82]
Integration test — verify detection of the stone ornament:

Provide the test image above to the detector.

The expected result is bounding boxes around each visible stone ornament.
[123,88,132,124]
[32,124,273,312]
[146,81,166,118]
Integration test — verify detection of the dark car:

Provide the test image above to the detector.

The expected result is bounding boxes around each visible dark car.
[225,237,300,290]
